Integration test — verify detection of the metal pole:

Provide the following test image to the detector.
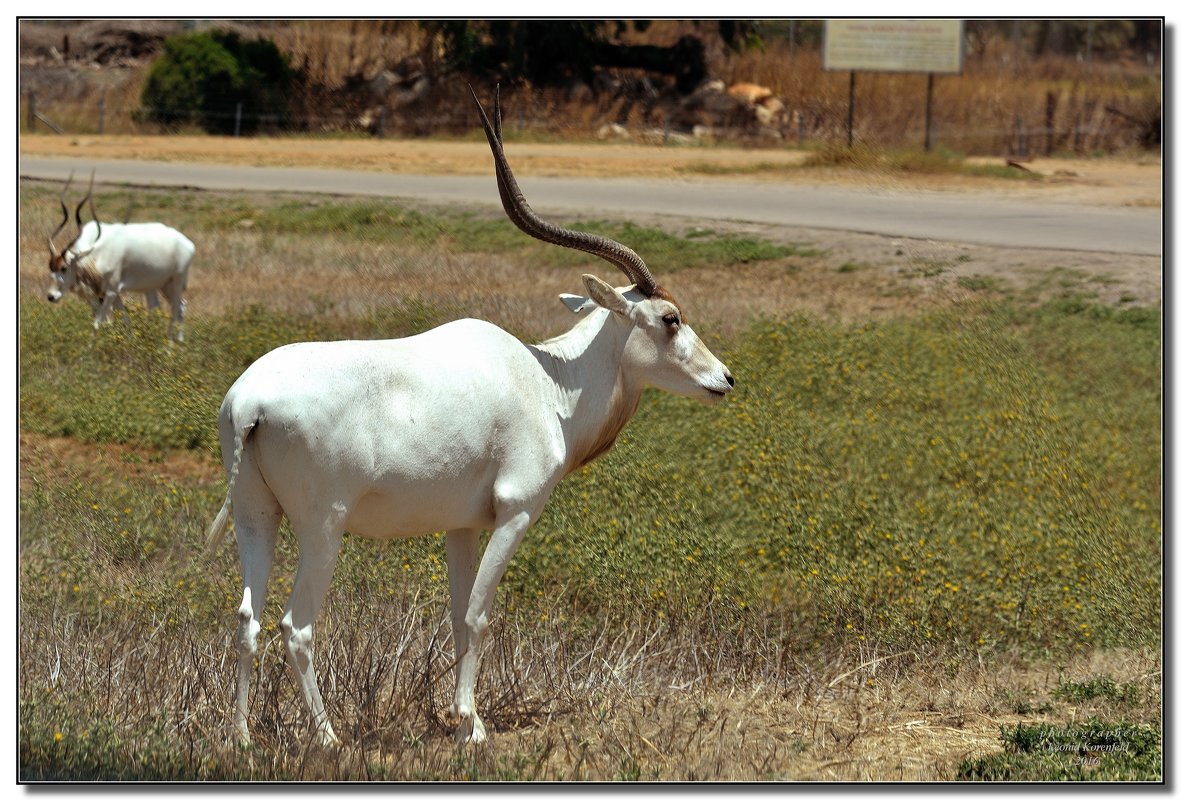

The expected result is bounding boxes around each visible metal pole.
[234,102,242,137]
[27,91,35,132]
[924,73,935,152]
[847,71,856,147]
[98,92,106,135]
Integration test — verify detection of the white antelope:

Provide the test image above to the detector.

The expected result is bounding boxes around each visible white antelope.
[46,173,195,342]
[205,87,735,748]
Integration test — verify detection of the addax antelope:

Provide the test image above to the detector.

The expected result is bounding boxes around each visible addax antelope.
[46,172,195,342]
[206,87,735,748]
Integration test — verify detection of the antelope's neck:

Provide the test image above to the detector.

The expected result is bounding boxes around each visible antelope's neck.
[74,259,105,299]
[529,310,643,475]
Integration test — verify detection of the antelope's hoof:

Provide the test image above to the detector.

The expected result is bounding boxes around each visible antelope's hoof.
[455,713,487,745]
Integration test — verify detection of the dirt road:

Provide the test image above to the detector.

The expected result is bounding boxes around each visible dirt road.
[19,133,1163,207]
[19,134,1163,308]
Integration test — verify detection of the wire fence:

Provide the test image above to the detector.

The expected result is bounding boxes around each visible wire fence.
[20,87,1154,160]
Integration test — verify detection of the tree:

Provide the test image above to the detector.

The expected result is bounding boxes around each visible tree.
[140,30,297,135]
[426,21,760,94]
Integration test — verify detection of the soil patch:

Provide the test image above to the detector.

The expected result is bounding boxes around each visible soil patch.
[20,134,1162,209]
[18,431,221,495]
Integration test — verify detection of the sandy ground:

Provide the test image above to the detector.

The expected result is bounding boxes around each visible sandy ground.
[19,133,1163,207]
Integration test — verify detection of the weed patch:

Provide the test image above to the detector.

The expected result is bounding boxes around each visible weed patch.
[19,299,446,452]
[958,719,1160,781]
[1053,675,1141,706]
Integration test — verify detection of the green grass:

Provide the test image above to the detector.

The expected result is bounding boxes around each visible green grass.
[22,185,806,276]
[18,299,447,452]
[957,719,1160,781]
[20,296,1159,653]
[678,161,797,177]
[513,300,1160,652]
[958,275,1008,293]
[18,184,1160,778]
[1053,675,1142,706]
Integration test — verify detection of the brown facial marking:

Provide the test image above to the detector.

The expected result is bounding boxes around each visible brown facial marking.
[76,262,104,298]
[650,286,686,324]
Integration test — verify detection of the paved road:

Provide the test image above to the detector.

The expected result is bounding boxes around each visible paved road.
[20,155,1161,257]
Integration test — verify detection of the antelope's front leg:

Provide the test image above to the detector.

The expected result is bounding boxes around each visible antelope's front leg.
[445,529,479,720]
[451,510,533,744]
[94,290,118,330]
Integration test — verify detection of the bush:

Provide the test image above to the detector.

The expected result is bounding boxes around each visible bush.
[957,719,1161,781]
[139,30,297,135]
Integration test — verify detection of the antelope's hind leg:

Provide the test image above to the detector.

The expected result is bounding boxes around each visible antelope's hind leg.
[229,458,283,748]
[162,278,187,342]
[281,507,347,748]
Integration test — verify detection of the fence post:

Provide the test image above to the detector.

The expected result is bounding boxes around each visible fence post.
[1015,115,1028,158]
[923,73,935,152]
[27,91,35,132]
[797,112,805,145]
[98,92,106,134]
[846,71,856,147]
[1044,91,1057,156]
[234,102,242,137]
[377,106,386,138]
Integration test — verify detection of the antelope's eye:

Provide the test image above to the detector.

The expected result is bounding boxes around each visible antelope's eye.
[662,313,680,327]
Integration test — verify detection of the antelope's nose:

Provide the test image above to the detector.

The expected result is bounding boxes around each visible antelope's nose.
[725,371,735,388]
[47,292,60,303]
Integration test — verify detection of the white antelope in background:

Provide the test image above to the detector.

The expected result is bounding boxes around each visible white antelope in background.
[205,87,735,748]
[46,172,195,342]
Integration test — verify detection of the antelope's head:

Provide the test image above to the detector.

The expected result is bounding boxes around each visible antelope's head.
[46,170,101,302]
[470,86,735,403]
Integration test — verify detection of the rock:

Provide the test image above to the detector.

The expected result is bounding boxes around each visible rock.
[596,123,630,141]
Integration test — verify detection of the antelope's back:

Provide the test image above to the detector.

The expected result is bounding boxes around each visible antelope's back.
[220,319,563,535]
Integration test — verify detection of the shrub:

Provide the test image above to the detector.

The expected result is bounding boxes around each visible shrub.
[958,719,1160,781]
[139,30,297,135]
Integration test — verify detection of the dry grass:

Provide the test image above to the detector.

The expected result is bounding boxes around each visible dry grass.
[18,175,1161,352]
[268,20,427,89]
[20,555,1160,782]
[18,412,1162,782]
[20,20,1160,154]
[707,34,1159,156]
[15,180,958,347]
[10,204,975,350]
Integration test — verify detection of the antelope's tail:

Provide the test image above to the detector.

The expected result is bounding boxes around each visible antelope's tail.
[204,418,256,555]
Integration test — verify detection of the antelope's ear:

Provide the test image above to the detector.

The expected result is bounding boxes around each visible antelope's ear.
[560,293,594,313]
[581,274,631,317]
